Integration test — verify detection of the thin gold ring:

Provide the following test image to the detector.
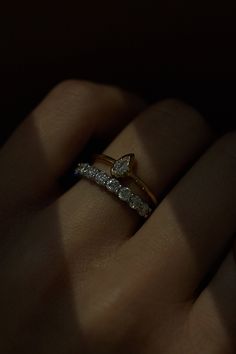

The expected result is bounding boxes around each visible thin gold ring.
[93,153,157,206]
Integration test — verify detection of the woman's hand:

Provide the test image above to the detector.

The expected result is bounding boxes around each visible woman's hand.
[1,80,236,354]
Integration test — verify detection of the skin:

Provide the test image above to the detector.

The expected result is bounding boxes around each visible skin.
[0,80,236,354]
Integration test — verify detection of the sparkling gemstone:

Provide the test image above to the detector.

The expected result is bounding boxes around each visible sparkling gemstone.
[138,203,152,217]
[106,178,121,193]
[129,194,143,210]
[111,154,134,177]
[95,171,109,186]
[85,166,99,179]
[118,187,132,201]
[74,163,90,175]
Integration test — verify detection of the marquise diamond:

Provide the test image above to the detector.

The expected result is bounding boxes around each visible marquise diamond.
[111,154,134,178]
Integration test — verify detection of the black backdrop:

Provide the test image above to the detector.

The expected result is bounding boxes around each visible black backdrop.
[1,1,236,144]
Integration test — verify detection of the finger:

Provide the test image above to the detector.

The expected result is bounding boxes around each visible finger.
[0,80,144,215]
[52,100,214,258]
[124,132,236,301]
[190,244,236,353]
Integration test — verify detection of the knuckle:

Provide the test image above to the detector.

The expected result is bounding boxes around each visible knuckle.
[154,98,191,111]
[148,98,208,128]
[51,79,99,100]
[50,80,128,112]
[37,79,104,125]
[132,98,213,148]
[151,98,195,115]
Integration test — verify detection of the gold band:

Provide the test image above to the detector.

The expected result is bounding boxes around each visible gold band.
[93,153,157,206]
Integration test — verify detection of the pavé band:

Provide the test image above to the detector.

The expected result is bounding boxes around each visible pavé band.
[74,163,153,218]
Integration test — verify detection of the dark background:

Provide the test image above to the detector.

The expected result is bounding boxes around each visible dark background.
[1,1,236,144]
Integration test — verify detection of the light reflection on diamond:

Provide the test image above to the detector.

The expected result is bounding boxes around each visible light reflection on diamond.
[118,187,132,201]
[85,166,99,179]
[129,194,143,210]
[74,163,90,175]
[95,171,109,186]
[111,156,131,177]
[106,178,121,193]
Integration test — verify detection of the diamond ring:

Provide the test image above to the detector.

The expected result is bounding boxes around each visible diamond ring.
[74,163,153,218]
[93,153,157,206]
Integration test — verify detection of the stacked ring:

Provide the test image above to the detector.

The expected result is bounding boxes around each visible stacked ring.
[93,153,158,206]
[74,162,153,218]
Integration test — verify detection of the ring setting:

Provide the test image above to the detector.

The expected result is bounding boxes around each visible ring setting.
[110,153,135,178]
[93,153,157,206]
[74,162,153,218]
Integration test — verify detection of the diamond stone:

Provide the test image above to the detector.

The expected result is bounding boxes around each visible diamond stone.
[111,154,134,177]
[74,163,90,175]
[106,178,121,193]
[118,187,132,201]
[85,166,99,179]
[95,171,109,186]
[129,194,143,210]
[138,203,152,217]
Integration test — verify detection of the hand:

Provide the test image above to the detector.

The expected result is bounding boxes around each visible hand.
[1,80,235,354]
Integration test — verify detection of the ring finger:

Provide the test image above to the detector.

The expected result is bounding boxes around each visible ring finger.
[49,100,215,259]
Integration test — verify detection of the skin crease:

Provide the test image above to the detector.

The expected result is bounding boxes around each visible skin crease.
[0,80,236,354]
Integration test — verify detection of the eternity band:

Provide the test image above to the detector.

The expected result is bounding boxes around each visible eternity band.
[74,163,153,218]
